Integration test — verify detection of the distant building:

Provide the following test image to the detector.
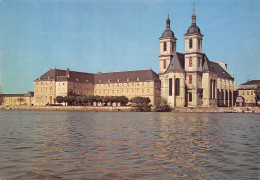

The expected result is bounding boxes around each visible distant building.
[237,80,260,106]
[159,12,237,107]
[3,91,34,106]
[34,68,160,106]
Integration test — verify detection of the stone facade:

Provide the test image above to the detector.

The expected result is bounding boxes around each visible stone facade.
[3,92,34,106]
[33,69,160,106]
[237,80,260,106]
[159,12,237,107]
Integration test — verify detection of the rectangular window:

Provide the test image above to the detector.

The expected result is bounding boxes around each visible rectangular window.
[169,78,172,96]
[147,89,149,94]
[164,42,167,51]
[251,91,253,95]
[189,92,192,102]
[198,58,200,68]
[163,60,166,69]
[247,91,249,95]
[242,91,244,95]
[142,89,144,93]
[142,82,144,86]
[189,57,192,67]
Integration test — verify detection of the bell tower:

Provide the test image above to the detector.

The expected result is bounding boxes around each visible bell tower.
[159,15,177,74]
[184,8,204,72]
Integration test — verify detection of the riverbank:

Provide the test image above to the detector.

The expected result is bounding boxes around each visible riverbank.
[1,105,259,113]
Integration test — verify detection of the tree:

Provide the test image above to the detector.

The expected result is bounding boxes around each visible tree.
[130,96,151,112]
[154,98,171,112]
[55,96,64,104]
[81,96,89,106]
[254,83,260,106]
[117,96,129,106]
[75,96,82,106]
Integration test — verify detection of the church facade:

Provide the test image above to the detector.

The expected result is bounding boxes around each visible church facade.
[159,12,237,107]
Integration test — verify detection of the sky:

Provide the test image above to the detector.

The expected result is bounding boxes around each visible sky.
[0,0,259,94]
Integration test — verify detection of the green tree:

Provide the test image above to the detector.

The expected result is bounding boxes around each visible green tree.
[254,83,260,106]
[81,96,89,106]
[55,96,64,104]
[88,95,95,106]
[154,98,171,112]
[118,96,129,106]
[75,96,82,106]
[130,96,151,112]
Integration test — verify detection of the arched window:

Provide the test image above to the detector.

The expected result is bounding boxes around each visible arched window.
[210,79,213,98]
[169,78,172,96]
[189,75,192,84]
[164,42,167,51]
[213,80,216,99]
[172,42,174,51]
[189,92,192,102]
[163,60,166,69]
[175,78,180,96]
[189,57,192,67]
[189,38,193,49]
[198,39,200,49]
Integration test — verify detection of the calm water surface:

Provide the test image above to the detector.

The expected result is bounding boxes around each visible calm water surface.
[0,110,259,179]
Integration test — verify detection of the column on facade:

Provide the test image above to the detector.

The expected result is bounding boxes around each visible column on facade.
[193,89,198,106]
[180,74,185,107]
[172,75,176,107]
[223,90,226,107]
[227,89,230,107]
[215,80,217,100]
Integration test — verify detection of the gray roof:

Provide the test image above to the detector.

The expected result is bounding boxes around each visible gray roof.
[161,29,175,38]
[35,69,94,83]
[164,52,185,73]
[241,80,260,86]
[202,54,234,80]
[2,94,25,97]
[24,91,34,97]
[94,69,159,84]
[186,24,201,34]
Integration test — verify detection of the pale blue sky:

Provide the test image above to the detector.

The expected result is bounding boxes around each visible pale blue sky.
[0,0,259,93]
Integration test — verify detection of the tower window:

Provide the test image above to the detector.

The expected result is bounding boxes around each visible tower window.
[189,57,192,67]
[189,75,192,84]
[164,42,167,51]
[169,78,172,96]
[198,39,200,49]
[189,38,193,49]
[175,78,180,96]
[198,58,200,68]
[189,92,192,102]
[172,42,174,51]
[163,60,166,69]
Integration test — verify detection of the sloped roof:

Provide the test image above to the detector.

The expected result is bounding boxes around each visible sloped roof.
[241,80,260,86]
[164,52,185,73]
[2,94,25,97]
[24,91,34,97]
[94,69,159,84]
[35,69,94,83]
[202,55,234,80]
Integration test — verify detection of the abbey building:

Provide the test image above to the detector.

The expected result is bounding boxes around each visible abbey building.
[26,11,237,107]
[159,12,237,107]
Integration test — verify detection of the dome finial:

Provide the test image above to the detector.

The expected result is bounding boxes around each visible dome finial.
[193,2,195,14]
[166,14,170,29]
[192,3,196,25]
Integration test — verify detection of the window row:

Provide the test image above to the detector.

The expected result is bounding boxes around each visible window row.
[169,78,180,96]
[163,42,174,52]
[189,38,201,49]
[96,82,150,88]
[242,90,254,96]
[95,89,150,95]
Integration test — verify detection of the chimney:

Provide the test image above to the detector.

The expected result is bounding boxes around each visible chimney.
[66,68,70,78]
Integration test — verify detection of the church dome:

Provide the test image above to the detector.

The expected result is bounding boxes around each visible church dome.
[161,29,175,38]
[161,15,176,39]
[187,24,201,34]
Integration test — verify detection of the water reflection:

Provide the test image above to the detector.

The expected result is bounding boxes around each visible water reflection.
[0,111,259,179]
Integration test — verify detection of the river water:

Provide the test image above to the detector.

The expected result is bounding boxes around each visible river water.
[0,110,259,179]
